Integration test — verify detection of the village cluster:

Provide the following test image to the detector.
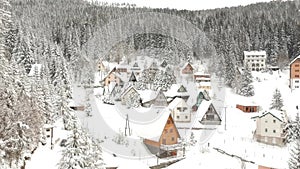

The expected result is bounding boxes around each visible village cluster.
[87,50,300,164]
[94,55,221,158]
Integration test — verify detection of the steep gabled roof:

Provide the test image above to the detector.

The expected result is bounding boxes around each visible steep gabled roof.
[136,110,180,142]
[192,101,221,127]
[252,110,287,122]
[28,64,42,77]
[128,72,137,82]
[177,85,187,92]
[138,89,157,103]
[160,60,168,67]
[181,62,194,71]
[133,62,139,68]
[120,85,139,98]
[196,100,213,119]
[164,84,189,98]
[168,97,187,110]
[289,55,300,66]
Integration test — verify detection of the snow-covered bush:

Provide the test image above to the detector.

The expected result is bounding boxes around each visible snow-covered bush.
[112,129,129,146]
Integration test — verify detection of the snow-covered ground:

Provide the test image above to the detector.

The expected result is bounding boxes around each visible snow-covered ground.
[26,66,300,169]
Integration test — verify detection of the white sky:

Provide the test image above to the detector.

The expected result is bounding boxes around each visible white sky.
[94,0,275,10]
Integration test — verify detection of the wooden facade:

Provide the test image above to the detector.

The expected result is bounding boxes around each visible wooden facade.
[144,115,180,157]
[236,104,258,113]
[103,72,123,87]
[290,56,300,89]
[181,63,194,74]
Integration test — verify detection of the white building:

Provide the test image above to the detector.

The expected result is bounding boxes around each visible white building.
[252,110,288,146]
[168,97,191,122]
[243,51,267,71]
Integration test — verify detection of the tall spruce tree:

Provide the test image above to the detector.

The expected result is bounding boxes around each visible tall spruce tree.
[289,111,300,169]
[59,116,104,169]
[237,67,254,97]
[270,88,284,110]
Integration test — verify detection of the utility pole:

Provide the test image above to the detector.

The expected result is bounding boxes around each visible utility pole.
[125,114,131,136]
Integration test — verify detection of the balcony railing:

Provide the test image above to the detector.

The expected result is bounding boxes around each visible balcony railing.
[160,143,183,151]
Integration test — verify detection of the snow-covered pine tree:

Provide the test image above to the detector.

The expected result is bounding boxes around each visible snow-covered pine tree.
[289,139,300,169]
[288,112,300,142]
[224,50,236,88]
[85,138,105,169]
[59,117,104,169]
[289,111,300,169]
[237,67,255,97]
[270,88,284,111]
[153,67,176,91]
[0,0,12,60]
[59,117,87,169]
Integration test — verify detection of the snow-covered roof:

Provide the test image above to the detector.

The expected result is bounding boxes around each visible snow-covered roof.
[194,71,210,76]
[198,82,211,86]
[28,64,42,77]
[195,77,210,81]
[289,55,300,65]
[135,109,172,142]
[181,62,194,71]
[120,86,139,98]
[101,61,118,71]
[168,97,187,109]
[138,89,157,103]
[243,51,267,56]
[195,100,213,120]
[253,110,287,122]
[236,96,258,106]
[116,63,129,69]
[165,84,189,97]
[102,70,128,83]
[131,62,141,69]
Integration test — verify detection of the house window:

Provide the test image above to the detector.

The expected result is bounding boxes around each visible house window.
[295,64,299,67]
[295,70,300,72]
[167,120,170,124]
[185,116,188,119]
[273,120,276,123]
[273,130,276,133]
[165,129,168,134]
[265,128,268,132]
[207,114,214,120]
[265,120,268,123]
[162,139,166,144]
[296,75,300,78]
[170,129,173,133]
[296,80,299,83]
[296,86,299,88]
[171,137,175,141]
[176,116,180,119]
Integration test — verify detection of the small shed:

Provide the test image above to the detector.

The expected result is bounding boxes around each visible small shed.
[236,104,258,113]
